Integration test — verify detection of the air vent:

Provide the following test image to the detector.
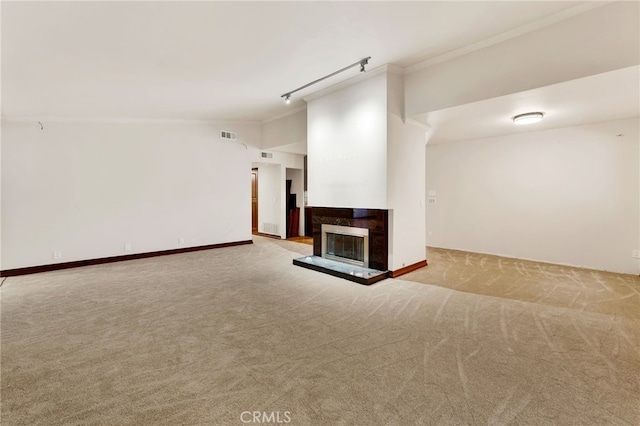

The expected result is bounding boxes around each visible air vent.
[261,152,273,159]
[220,130,237,141]
[263,223,279,234]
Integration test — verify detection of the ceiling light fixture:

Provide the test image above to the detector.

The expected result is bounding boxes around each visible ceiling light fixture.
[512,112,544,125]
[281,56,371,103]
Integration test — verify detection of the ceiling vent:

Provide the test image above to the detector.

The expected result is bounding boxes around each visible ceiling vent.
[261,152,273,159]
[220,130,237,141]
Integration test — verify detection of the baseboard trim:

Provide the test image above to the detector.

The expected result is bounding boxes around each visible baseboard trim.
[253,232,282,240]
[0,240,253,277]
[390,259,428,278]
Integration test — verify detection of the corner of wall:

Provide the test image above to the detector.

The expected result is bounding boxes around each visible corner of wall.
[387,71,405,120]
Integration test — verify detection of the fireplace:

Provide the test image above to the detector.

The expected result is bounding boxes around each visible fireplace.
[293,207,389,285]
[322,224,369,267]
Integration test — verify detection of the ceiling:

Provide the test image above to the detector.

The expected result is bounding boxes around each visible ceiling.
[413,65,640,144]
[2,1,590,122]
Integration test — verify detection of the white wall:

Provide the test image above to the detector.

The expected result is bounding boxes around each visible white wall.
[386,72,427,270]
[1,119,257,270]
[405,1,640,116]
[426,118,640,275]
[307,72,388,209]
[257,163,283,238]
[387,115,427,271]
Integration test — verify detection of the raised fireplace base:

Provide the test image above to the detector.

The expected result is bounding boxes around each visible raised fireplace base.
[293,255,389,285]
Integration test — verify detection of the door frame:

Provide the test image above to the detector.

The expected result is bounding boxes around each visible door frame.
[251,168,258,234]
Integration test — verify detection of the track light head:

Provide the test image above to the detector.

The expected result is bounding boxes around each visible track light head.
[284,94,291,104]
[360,58,369,73]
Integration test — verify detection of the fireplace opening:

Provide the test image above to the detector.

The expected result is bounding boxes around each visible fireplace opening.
[321,224,369,267]
[326,233,365,264]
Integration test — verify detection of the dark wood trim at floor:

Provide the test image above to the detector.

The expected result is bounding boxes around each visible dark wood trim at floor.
[390,259,428,278]
[0,240,253,277]
[253,232,282,240]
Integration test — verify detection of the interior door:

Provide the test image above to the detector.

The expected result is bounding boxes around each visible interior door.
[251,168,258,233]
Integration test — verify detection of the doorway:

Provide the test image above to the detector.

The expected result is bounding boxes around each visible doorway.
[251,168,258,233]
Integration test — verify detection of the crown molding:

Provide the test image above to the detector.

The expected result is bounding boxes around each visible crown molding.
[385,64,404,76]
[404,1,610,75]
[303,64,395,103]
[1,116,262,126]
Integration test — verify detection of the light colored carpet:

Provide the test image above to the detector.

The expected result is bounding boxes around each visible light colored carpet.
[404,247,640,320]
[1,237,638,425]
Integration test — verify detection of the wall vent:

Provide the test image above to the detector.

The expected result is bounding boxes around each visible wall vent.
[261,152,273,159]
[263,223,279,234]
[220,130,237,141]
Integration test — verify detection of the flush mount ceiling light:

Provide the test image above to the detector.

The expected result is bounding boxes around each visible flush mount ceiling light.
[281,56,371,103]
[512,112,544,125]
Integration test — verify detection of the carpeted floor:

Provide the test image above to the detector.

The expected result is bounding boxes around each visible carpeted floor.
[1,236,638,425]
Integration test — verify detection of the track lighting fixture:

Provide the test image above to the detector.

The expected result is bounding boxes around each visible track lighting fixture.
[281,56,371,103]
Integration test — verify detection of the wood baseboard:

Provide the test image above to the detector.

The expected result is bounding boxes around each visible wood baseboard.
[390,259,428,278]
[253,232,282,240]
[0,240,253,277]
